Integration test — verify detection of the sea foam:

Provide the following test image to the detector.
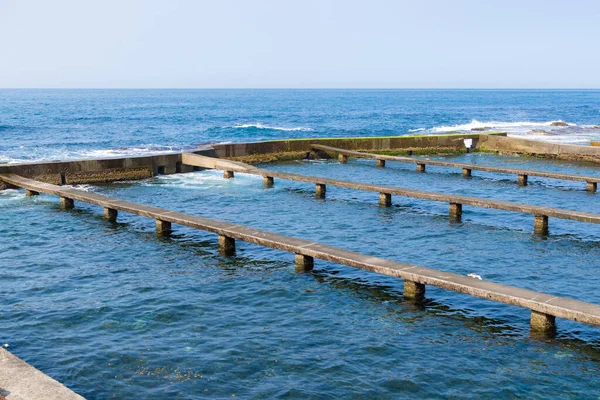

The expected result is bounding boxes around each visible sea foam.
[229,123,313,132]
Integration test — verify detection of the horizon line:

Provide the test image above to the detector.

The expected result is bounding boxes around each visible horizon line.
[1,87,600,90]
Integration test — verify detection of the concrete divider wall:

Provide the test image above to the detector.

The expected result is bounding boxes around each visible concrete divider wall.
[209,133,500,158]
[478,135,600,162]
[0,152,208,189]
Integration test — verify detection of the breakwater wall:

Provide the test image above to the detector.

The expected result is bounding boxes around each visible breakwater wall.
[478,135,600,162]
[0,134,494,190]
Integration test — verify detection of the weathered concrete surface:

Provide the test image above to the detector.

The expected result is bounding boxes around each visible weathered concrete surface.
[4,173,600,331]
[218,235,236,256]
[180,156,600,228]
[0,348,84,400]
[478,135,600,163]
[0,151,199,187]
[311,144,600,187]
[210,133,504,161]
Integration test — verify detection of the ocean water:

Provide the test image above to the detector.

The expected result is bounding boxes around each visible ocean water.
[1,90,600,399]
[1,89,600,164]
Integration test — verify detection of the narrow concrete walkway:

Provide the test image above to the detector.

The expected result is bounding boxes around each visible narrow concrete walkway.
[2,173,600,335]
[311,143,600,192]
[182,153,600,235]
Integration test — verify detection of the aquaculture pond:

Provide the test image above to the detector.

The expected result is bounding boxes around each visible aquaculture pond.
[2,152,600,399]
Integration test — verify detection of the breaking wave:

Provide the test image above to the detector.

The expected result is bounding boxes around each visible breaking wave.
[228,123,313,132]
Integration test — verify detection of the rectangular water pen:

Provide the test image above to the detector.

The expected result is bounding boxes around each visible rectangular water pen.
[310,144,600,192]
[3,173,600,336]
[181,153,600,235]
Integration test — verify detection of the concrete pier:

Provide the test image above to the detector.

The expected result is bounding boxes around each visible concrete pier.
[181,153,600,235]
[223,170,234,179]
[338,154,349,163]
[264,176,274,187]
[518,174,528,186]
[218,235,236,256]
[449,203,462,221]
[104,207,118,222]
[156,220,171,235]
[60,197,74,209]
[316,183,326,199]
[295,254,314,272]
[376,159,386,168]
[534,215,549,235]
[3,174,600,334]
[404,281,425,301]
[379,192,392,207]
[25,189,39,196]
[311,144,600,193]
[530,310,556,335]
[416,163,426,172]
[587,182,597,193]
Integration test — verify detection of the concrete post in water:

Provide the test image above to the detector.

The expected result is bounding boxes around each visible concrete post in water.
[379,192,391,207]
[295,253,314,273]
[586,182,597,193]
[449,203,462,221]
[534,215,548,235]
[376,159,386,168]
[156,220,171,235]
[530,310,556,336]
[223,170,234,179]
[26,189,39,196]
[416,163,426,173]
[264,176,274,188]
[104,207,118,222]
[462,168,472,177]
[338,154,348,163]
[60,197,74,209]
[316,183,326,199]
[218,235,235,256]
[518,174,528,186]
[404,280,425,301]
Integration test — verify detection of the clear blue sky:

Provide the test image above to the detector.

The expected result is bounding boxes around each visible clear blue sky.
[1,0,599,88]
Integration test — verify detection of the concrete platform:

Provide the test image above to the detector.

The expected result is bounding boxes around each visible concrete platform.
[0,348,83,400]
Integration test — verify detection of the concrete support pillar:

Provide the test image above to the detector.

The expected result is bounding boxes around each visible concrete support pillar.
[376,159,386,168]
[416,163,426,173]
[530,310,556,336]
[338,154,348,163]
[404,280,425,301]
[379,193,391,207]
[449,203,462,221]
[25,190,39,196]
[518,174,528,186]
[223,170,234,179]
[586,182,597,193]
[295,254,314,273]
[316,183,326,199]
[534,215,549,235]
[156,220,172,235]
[264,176,274,188]
[462,168,472,177]
[104,207,118,222]
[60,197,74,210]
[218,235,236,256]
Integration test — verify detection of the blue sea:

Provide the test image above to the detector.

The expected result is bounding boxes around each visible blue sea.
[1,89,600,164]
[1,90,600,399]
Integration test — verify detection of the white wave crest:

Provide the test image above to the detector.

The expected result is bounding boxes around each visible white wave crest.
[430,119,573,133]
[229,123,313,132]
